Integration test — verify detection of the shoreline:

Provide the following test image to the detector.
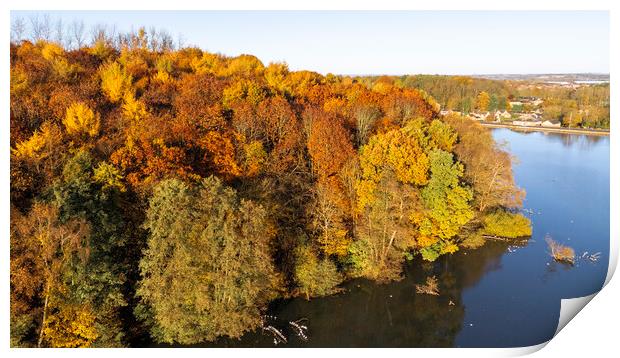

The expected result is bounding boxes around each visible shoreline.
[479,122,610,136]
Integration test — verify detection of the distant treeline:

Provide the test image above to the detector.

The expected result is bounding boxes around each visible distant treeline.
[358,75,610,129]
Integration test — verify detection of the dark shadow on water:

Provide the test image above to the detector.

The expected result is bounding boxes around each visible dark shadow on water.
[157,241,513,348]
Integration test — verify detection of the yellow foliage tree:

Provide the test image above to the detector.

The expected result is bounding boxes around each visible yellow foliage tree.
[40,41,79,80]
[190,52,223,75]
[63,102,100,137]
[41,42,64,61]
[476,91,491,112]
[12,129,46,160]
[88,40,114,60]
[42,298,99,348]
[12,122,64,161]
[242,140,267,177]
[222,79,266,108]
[427,119,458,152]
[357,125,429,211]
[220,54,265,77]
[93,162,126,192]
[264,62,290,94]
[10,68,29,96]
[121,93,147,122]
[99,61,133,103]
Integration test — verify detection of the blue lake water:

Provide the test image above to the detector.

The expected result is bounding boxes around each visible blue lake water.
[456,129,610,347]
[175,128,610,348]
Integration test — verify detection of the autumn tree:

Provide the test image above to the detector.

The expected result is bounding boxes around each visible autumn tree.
[63,102,100,138]
[445,114,524,212]
[475,91,491,112]
[99,61,133,103]
[11,122,65,208]
[350,92,382,146]
[264,62,290,95]
[353,122,431,280]
[172,73,226,140]
[305,110,355,256]
[10,203,91,347]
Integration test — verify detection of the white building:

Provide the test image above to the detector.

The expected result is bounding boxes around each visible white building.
[469,112,489,121]
[518,113,540,121]
[513,120,542,127]
[541,120,561,128]
[494,110,512,121]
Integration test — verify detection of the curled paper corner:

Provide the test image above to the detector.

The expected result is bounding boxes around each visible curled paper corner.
[604,237,618,287]
[506,294,600,357]
[499,342,549,357]
[554,293,597,336]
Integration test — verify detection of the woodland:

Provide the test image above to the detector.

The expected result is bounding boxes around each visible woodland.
[10,27,531,347]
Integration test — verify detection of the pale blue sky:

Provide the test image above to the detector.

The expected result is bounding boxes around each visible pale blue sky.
[11,11,610,75]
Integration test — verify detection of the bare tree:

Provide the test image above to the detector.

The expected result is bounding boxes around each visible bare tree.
[176,32,185,50]
[159,29,174,52]
[53,18,64,45]
[90,23,108,45]
[29,15,42,41]
[70,20,85,49]
[108,24,118,48]
[148,26,158,51]
[15,13,180,52]
[30,14,52,42]
[11,17,26,43]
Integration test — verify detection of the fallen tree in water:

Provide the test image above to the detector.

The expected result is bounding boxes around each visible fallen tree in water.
[545,235,575,264]
[482,235,529,243]
[262,325,287,345]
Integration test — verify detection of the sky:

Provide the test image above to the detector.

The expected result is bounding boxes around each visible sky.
[11,11,610,75]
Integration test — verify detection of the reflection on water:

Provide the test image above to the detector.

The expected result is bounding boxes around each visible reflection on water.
[457,129,609,347]
[166,129,610,348]
[509,129,606,149]
[180,241,511,348]
[545,132,606,149]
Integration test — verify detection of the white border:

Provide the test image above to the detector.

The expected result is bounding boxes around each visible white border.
[3,1,617,357]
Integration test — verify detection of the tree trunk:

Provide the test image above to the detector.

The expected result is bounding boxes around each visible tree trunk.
[37,282,50,348]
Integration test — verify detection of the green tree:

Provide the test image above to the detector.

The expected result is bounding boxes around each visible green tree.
[489,94,499,112]
[418,150,474,261]
[52,150,128,346]
[137,177,277,344]
[294,244,342,299]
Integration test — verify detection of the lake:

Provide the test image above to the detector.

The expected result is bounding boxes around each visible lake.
[176,128,610,348]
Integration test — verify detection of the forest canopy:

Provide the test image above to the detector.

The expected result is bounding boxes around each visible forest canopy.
[10,27,530,347]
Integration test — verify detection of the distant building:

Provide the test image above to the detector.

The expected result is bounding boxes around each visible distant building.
[513,120,542,127]
[494,110,512,121]
[469,112,489,121]
[531,99,544,106]
[518,113,540,121]
[541,120,561,128]
[516,97,544,107]
[440,110,463,117]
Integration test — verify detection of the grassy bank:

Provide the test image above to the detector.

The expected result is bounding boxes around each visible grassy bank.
[479,122,610,136]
